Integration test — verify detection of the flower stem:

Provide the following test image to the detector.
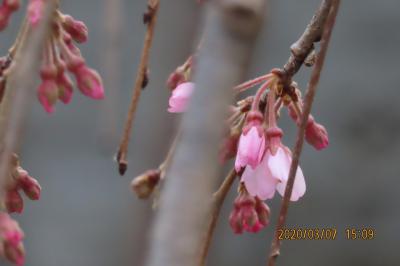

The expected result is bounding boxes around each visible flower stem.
[234,74,271,93]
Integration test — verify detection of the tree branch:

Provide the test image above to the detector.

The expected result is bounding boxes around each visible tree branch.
[281,0,333,88]
[0,1,58,201]
[144,0,266,265]
[267,1,341,265]
[117,0,160,175]
[198,169,237,266]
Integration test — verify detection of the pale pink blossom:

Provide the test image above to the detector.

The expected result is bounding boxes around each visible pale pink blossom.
[168,82,194,113]
[234,111,265,171]
[242,147,306,201]
[0,213,25,266]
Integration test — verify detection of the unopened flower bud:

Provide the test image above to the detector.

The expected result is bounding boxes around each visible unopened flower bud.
[305,116,329,150]
[229,190,269,234]
[130,170,160,199]
[19,175,41,201]
[0,213,25,265]
[62,15,88,43]
[5,189,23,214]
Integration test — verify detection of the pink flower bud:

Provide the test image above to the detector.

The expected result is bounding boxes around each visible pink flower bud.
[70,64,104,100]
[5,189,23,214]
[56,64,74,104]
[305,116,329,150]
[0,213,25,266]
[168,82,194,113]
[131,169,161,199]
[62,15,88,43]
[37,65,59,113]
[19,175,41,201]
[3,0,20,11]
[0,5,12,31]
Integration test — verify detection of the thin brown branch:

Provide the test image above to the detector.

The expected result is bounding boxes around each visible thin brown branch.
[117,0,160,176]
[198,169,237,266]
[281,0,333,88]
[144,0,266,265]
[267,1,340,266]
[0,0,58,201]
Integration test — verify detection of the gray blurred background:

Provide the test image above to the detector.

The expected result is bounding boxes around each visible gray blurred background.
[0,0,399,265]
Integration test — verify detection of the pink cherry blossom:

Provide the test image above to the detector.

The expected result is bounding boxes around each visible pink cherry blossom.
[168,82,194,113]
[242,146,306,201]
[234,111,265,171]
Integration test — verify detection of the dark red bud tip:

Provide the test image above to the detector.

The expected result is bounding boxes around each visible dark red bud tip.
[142,5,155,25]
[141,68,149,89]
[118,160,128,176]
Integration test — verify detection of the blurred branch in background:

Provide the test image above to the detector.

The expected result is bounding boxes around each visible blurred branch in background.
[97,0,123,152]
[0,0,58,200]
[199,168,237,265]
[267,1,341,265]
[145,0,266,265]
[117,0,160,176]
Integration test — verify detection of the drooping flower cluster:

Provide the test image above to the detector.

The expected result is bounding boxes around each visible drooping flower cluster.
[32,7,104,113]
[0,1,104,113]
[165,68,329,234]
[0,213,25,266]
[3,154,41,214]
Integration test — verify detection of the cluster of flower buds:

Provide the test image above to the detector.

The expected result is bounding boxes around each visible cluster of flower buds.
[167,56,195,113]
[0,213,25,265]
[130,169,161,199]
[3,154,41,214]
[229,185,270,234]
[23,2,104,113]
[0,0,20,31]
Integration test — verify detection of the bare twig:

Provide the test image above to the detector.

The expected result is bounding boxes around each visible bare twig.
[0,1,58,200]
[281,0,333,88]
[117,0,160,175]
[198,169,237,266]
[145,0,266,265]
[267,1,340,265]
